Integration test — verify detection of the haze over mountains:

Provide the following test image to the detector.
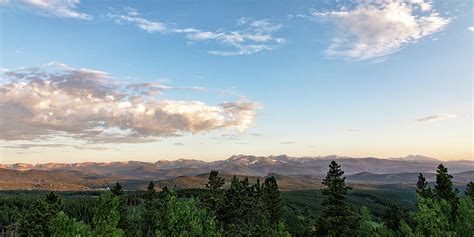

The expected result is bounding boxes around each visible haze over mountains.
[1,155,473,191]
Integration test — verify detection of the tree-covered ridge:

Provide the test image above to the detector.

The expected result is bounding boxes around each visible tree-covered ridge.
[0,162,473,236]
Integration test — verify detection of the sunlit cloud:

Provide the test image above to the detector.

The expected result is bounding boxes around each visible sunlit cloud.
[312,0,450,60]
[417,114,456,123]
[10,0,92,20]
[0,62,261,145]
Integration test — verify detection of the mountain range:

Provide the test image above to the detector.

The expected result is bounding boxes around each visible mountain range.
[1,155,472,191]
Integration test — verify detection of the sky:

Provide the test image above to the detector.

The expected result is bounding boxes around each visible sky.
[0,0,472,164]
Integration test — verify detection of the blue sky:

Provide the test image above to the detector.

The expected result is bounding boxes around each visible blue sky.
[0,0,472,163]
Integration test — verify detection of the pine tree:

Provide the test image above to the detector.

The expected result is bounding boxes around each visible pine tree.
[203,170,225,224]
[416,173,433,199]
[206,170,225,190]
[434,164,459,221]
[316,161,358,236]
[465,181,474,199]
[17,192,63,236]
[262,176,284,228]
[111,182,124,196]
[111,182,129,233]
[220,175,271,236]
[142,181,158,237]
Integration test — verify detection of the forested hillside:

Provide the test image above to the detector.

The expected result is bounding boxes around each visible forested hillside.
[0,162,473,236]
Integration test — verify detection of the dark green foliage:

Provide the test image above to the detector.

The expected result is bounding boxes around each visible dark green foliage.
[203,171,225,218]
[381,204,413,232]
[465,181,474,199]
[434,164,460,223]
[263,176,284,228]
[17,192,63,236]
[2,167,472,237]
[220,176,270,236]
[111,182,130,234]
[63,197,97,225]
[141,181,158,237]
[434,164,459,204]
[206,170,225,190]
[416,173,433,199]
[456,197,474,236]
[112,182,125,196]
[316,161,359,236]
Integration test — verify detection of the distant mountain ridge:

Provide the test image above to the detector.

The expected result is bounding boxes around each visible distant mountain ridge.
[1,154,473,176]
[1,154,472,191]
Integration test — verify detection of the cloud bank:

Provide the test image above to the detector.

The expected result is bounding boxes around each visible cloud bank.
[0,62,261,144]
[313,0,450,60]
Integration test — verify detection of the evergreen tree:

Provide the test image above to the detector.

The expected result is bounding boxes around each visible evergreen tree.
[434,164,459,221]
[111,182,129,234]
[416,173,432,199]
[111,182,124,196]
[316,161,358,236]
[142,181,158,237]
[206,170,225,190]
[465,181,474,199]
[203,170,225,219]
[220,175,271,236]
[262,176,284,228]
[300,208,314,237]
[17,192,63,236]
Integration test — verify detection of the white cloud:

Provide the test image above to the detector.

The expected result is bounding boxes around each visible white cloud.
[313,0,450,60]
[109,9,285,56]
[17,0,91,20]
[468,26,474,32]
[108,11,167,33]
[0,63,261,144]
[185,18,284,56]
[417,114,456,123]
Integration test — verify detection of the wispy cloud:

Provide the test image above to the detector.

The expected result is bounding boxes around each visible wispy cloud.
[468,26,474,32]
[417,114,456,123]
[0,62,261,145]
[11,0,91,20]
[312,0,450,60]
[108,9,166,32]
[109,10,285,56]
[280,141,295,144]
[1,143,118,151]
